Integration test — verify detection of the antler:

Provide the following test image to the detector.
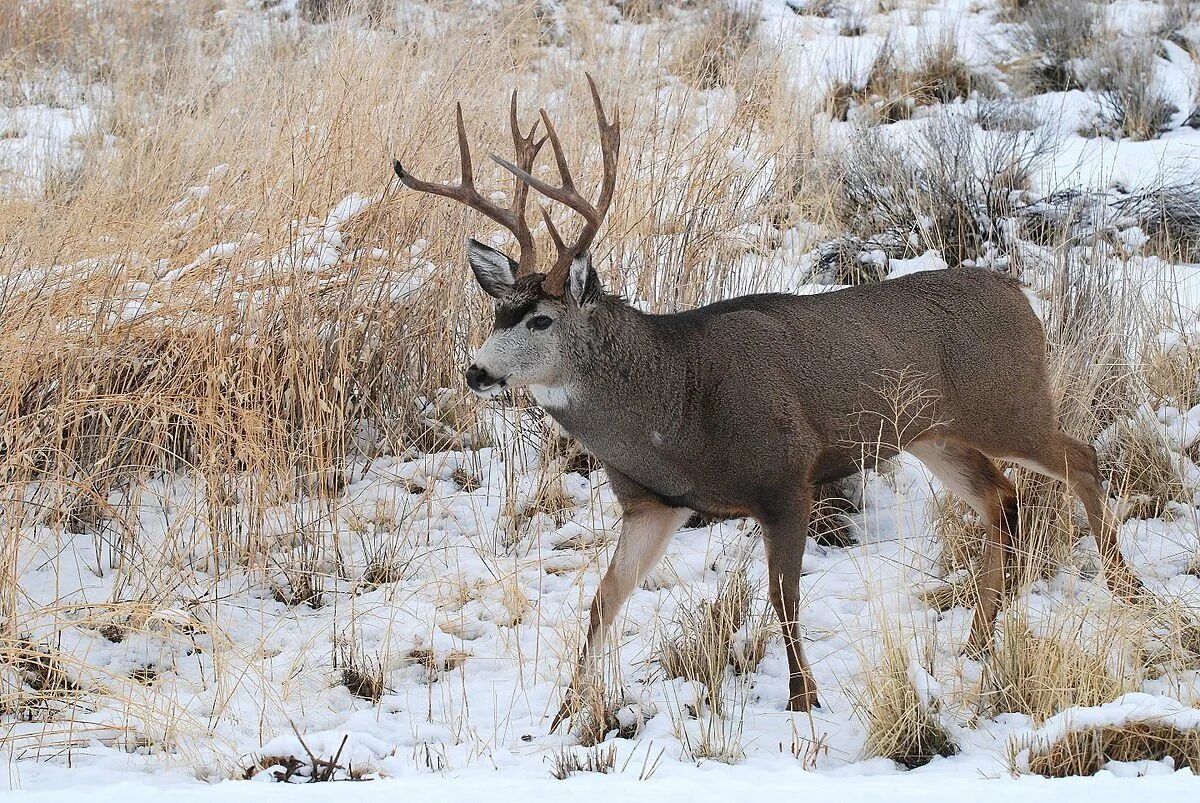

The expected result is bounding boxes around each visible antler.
[492,73,621,296]
[393,92,547,276]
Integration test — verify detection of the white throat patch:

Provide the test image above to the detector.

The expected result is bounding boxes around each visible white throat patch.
[529,384,572,410]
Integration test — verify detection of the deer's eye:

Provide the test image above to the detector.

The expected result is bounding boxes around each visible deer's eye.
[528,315,553,331]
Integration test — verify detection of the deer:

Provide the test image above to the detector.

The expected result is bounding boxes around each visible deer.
[393,76,1146,725]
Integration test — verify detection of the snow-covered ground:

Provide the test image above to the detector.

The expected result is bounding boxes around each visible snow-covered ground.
[6,0,1200,796]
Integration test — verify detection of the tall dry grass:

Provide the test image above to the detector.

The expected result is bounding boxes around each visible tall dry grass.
[1,0,1198,778]
[0,0,809,606]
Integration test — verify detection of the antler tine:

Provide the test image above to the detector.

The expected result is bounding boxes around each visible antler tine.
[393,98,542,273]
[540,206,567,253]
[508,90,548,276]
[491,73,621,295]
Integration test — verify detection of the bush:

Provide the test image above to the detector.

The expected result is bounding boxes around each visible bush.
[1009,0,1100,93]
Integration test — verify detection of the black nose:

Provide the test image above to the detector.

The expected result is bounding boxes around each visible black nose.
[466,364,493,392]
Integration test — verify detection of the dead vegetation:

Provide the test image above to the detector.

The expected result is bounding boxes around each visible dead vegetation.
[548,743,618,779]
[243,731,371,782]
[828,113,1046,266]
[860,634,957,768]
[986,615,1133,723]
[1,0,1199,783]
[826,38,983,125]
[658,564,757,713]
[1098,417,1195,520]
[336,635,386,701]
[1026,721,1200,776]
[1007,0,1100,93]
[1087,42,1177,141]
[674,1,764,90]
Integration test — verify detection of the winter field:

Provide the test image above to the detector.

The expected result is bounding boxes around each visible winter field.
[5,0,1200,798]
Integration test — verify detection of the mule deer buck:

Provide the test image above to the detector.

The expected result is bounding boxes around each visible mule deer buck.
[394,76,1145,721]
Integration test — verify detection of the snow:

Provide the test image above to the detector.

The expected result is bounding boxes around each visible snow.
[6,0,1200,796]
[4,764,1200,802]
[0,103,95,197]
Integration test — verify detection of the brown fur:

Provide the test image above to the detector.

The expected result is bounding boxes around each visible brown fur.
[532,266,1144,719]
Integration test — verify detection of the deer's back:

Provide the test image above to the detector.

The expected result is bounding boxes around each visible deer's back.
[626,268,1051,514]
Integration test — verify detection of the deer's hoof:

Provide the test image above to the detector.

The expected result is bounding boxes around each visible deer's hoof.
[786,694,822,712]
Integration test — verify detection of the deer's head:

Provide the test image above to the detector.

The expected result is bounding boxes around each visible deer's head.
[394,75,619,398]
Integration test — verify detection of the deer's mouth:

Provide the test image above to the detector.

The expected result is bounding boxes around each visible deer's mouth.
[472,380,507,398]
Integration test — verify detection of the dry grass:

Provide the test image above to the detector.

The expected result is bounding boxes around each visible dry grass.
[1026,721,1200,776]
[548,743,617,779]
[1007,0,1101,93]
[1086,41,1177,141]
[560,660,645,747]
[336,635,386,702]
[0,0,1197,781]
[986,615,1134,723]
[827,112,1046,267]
[0,0,804,641]
[826,38,983,126]
[658,564,753,714]
[1143,334,1200,409]
[1098,417,1195,520]
[860,633,957,768]
[674,1,764,90]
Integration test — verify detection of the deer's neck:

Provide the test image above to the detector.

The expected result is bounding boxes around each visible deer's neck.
[537,301,690,483]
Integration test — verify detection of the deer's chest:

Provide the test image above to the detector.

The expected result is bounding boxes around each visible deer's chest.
[541,403,699,499]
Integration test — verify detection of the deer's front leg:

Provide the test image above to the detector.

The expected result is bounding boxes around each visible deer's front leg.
[760,488,820,712]
[552,498,691,730]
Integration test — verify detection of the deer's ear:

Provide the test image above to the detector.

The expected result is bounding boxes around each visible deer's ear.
[466,238,517,298]
[567,251,600,306]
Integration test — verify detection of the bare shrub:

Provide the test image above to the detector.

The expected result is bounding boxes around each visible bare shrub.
[1008,0,1100,93]
[1111,179,1200,262]
[785,0,837,15]
[1087,42,1177,141]
[1027,721,1200,776]
[973,99,1043,133]
[810,236,890,285]
[1155,0,1200,56]
[860,634,957,768]
[829,114,1046,266]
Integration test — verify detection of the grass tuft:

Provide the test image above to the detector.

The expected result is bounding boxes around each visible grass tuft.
[1027,721,1200,776]
[861,635,957,769]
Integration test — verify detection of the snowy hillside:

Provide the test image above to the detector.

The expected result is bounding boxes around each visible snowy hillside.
[4,0,1200,797]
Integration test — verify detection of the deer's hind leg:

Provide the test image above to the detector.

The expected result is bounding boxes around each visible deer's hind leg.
[993,432,1144,603]
[759,488,821,712]
[908,438,1018,656]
